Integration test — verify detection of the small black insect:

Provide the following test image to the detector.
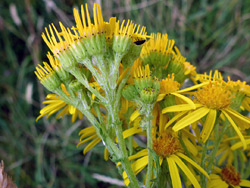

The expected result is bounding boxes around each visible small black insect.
[134,40,146,45]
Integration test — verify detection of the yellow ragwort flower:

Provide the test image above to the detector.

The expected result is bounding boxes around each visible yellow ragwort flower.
[207,165,250,188]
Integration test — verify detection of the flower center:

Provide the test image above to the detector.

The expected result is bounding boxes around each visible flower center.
[160,74,180,94]
[153,131,181,157]
[194,82,233,109]
[221,166,240,186]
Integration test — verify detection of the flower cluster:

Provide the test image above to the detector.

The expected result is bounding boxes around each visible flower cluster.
[35,3,250,188]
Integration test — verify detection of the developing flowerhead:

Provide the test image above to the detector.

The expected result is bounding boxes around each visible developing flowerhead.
[160,74,180,94]
[166,47,187,83]
[35,62,61,92]
[195,70,224,83]
[194,82,233,110]
[227,78,250,97]
[133,65,160,104]
[140,33,175,69]
[153,130,182,157]
[112,19,147,54]
[47,53,73,83]
[221,166,240,186]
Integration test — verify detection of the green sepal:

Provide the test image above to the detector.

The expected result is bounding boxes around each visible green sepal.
[57,50,78,70]
[142,51,172,69]
[122,44,142,69]
[122,85,139,101]
[70,38,89,62]
[165,60,187,84]
[84,34,107,56]
[41,72,61,92]
[113,35,132,54]
[69,80,82,92]
[54,65,73,83]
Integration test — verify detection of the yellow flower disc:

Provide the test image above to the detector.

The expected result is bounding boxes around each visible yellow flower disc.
[160,74,180,94]
[221,166,240,186]
[153,131,181,157]
[194,82,233,109]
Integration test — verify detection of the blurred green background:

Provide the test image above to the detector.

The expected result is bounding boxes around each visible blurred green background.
[0,0,250,187]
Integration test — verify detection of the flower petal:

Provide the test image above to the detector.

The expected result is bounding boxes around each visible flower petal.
[83,137,101,154]
[130,110,140,123]
[167,157,182,188]
[165,111,188,129]
[224,108,250,127]
[171,92,196,109]
[222,110,247,150]
[173,107,210,132]
[176,152,209,179]
[240,180,250,187]
[200,109,217,143]
[162,104,197,114]
[171,154,200,188]
[177,82,209,93]
[231,139,250,150]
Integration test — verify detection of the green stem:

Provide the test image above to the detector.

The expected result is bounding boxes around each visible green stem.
[200,138,209,187]
[207,122,229,173]
[145,106,154,188]
[70,66,106,102]
[116,121,140,188]
[110,53,123,89]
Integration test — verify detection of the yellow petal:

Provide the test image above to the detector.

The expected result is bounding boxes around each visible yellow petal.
[171,154,200,188]
[240,180,250,187]
[166,157,182,188]
[162,104,197,114]
[165,111,188,129]
[83,137,101,154]
[123,127,143,139]
[104,147,109,161]
[77,135,97,147]
[176,152,209,179]
[130,110,140,123]
[222,110,247,150]
[171,92,195,109]
[157,94,167,101]
[177,82,209,93]
[182,136,198,156]
[79,126,96,136]
[122,156,148,180]
[173,107,210,132]
[200,109,217,143]
[231,139,250,150]
[225,108,250,126]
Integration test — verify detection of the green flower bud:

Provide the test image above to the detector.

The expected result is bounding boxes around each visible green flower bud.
[70,38,90,62]
[35,62,61,92]
[84,34,107,56]
[165,47,187,84]
[47,53,73,83]
[113,35,132,54]
[122,85,138,101]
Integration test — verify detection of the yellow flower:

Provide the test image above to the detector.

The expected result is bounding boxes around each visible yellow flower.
[163,80,250,148]
[207,166,250,188]
[122,129,209,187]
[36,93,83,123]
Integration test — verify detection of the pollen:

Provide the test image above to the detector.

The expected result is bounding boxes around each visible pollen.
[160,74,180,94]
[221,166,241,186]
[153,131,181,157]
[194,82,233,109]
